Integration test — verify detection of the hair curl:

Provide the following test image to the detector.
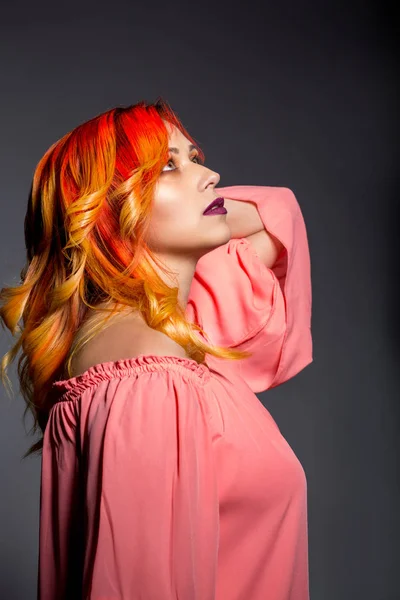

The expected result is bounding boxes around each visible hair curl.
[0,97,252,460]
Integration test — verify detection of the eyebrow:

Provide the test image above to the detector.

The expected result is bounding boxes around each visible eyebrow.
[168,144,198,154]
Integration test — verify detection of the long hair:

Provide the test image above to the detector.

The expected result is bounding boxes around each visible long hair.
[0,97,252,460]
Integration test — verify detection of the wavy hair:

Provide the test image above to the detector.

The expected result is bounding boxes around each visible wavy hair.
[0,97,252,459]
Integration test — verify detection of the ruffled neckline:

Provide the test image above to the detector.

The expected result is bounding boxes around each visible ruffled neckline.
[51,354,211,402]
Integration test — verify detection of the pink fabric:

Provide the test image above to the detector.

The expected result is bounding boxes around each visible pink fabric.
[37,186,313,599]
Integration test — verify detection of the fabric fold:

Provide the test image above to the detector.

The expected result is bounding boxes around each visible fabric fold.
[187,185,313,392]
[38,366,219,599]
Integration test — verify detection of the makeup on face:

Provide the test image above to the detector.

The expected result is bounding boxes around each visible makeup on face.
[203,197,227,216]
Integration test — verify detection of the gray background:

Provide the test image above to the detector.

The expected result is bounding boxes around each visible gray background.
[0,1,398,598]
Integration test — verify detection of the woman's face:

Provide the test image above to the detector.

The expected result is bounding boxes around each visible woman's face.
[147,122,231,261]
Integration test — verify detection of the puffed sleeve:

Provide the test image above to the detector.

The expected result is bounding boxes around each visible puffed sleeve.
[187,185,313,393]
[37,369,219,600]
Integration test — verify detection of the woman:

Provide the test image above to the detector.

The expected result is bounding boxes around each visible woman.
[0,98,313,599]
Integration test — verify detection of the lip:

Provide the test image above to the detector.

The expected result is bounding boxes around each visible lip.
[203,197,225,215]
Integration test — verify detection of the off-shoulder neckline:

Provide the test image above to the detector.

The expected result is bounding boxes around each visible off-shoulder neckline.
[51,354,211,400]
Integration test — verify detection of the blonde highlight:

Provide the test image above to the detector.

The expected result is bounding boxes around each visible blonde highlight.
[0,97,252,460]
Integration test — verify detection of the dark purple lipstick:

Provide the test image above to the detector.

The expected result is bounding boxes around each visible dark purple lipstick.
[203,197,227,215]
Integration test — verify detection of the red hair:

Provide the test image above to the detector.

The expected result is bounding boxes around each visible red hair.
[0,97,251,459]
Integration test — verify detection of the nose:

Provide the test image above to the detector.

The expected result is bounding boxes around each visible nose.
[203,171,221,190]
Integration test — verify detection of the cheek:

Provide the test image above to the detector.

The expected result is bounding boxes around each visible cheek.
[154,200,201,227]
[146,205,201,250]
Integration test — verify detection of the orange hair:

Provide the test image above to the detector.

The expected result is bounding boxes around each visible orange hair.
[0,97,252,459]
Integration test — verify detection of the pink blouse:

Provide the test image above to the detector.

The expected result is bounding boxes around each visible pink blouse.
[37,185,313,599]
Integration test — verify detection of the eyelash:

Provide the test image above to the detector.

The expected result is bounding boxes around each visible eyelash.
[162,155,204,172]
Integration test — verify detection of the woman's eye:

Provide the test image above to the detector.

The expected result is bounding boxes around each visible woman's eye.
[162,155,203,172]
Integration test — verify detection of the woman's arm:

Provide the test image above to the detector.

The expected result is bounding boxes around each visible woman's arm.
[246,228,285,268]
[222,196,264,238]
[221,195,285,268]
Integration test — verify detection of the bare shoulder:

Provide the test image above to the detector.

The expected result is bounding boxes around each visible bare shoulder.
[69,310,188,378]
